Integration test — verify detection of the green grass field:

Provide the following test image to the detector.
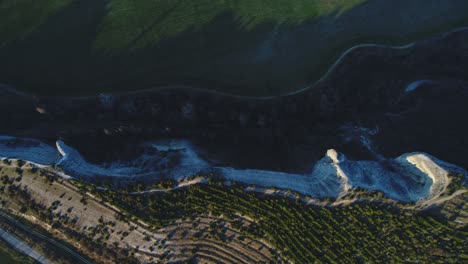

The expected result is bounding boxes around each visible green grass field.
[1,0,365,48]
[1,0,468,96]
[92,0,366,51]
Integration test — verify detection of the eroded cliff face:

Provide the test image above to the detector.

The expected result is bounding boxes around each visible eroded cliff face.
[1,28,468,172]
[1,134,463,203]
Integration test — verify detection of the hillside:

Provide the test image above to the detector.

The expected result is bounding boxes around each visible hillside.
[0,158,466,263]
[1,0,468,95]
[1,2,468,263]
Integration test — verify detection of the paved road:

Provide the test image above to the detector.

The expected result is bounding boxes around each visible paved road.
[0,227,51,264]
[0,211,93,264]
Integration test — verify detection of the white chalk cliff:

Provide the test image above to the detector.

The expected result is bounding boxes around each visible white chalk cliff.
[0,136,461,203]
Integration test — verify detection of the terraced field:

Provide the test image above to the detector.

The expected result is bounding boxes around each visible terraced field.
[98,179,468,263]
[1,0,468,95]
[0,155,467,263]
[157,216,283,263]
[0,159,283,263]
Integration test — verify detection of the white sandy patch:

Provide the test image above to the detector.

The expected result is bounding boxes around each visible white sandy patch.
[0,135,60,165]
[327,149,351,194]
[56,140,156,177]
[218,150,346,199]
[55,139,210,178]
[2,136,210,179]
[0,135,465,203]
[406,153,449,201]
[152,140,210,180]
[218,149,460,202]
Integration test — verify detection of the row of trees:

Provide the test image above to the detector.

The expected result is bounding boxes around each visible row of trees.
[92,179,468,263]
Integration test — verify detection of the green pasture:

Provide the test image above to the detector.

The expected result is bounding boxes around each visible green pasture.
[92,0,366,51]
[1,0,365,48]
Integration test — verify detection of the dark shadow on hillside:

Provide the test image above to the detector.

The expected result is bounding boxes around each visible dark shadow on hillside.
[1,25,468,172]
[111,11,282,95]
[0,0,109,93]
[0,5,289,95]
[1,0,468,96]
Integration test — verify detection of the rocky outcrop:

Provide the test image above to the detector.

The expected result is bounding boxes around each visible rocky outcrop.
[0,136,462,203]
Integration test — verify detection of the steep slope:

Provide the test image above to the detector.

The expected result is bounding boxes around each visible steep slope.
[0,136,463,203]
[1,0,468,95]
